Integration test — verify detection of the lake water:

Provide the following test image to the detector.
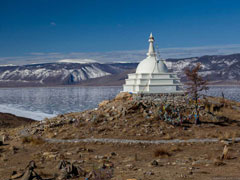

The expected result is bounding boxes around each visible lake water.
[0,86,239,120]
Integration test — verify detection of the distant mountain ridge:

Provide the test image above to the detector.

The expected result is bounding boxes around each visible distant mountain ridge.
[0,53,240,87]
[167,53,240,82]
[0,62,138,87]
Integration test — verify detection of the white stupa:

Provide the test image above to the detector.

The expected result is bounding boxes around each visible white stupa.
[123,33,183,94]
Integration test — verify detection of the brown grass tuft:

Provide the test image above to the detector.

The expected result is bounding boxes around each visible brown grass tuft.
[164,133,173,140]
[154,148,171,157]
[231,132,237,143]
[21,136,45,145]
[170,145,182,152]
[214,158,226,166]
[218,131,237,141]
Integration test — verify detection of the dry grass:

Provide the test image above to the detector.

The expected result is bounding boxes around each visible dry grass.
[218,131,237,141]
[214,158,226,166]
[154,148,171,157]
[231,132,237,143]
[170,144,182,152]
[163,133,173,140]
[21,136,45,145]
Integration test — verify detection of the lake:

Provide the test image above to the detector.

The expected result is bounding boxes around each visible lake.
[0,86,239,120]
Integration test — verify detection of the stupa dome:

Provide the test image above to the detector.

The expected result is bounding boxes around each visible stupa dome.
[136,56,158,73]
[136,57,169,74]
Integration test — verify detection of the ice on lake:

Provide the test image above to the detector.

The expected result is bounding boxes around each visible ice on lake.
[0,86,239,120]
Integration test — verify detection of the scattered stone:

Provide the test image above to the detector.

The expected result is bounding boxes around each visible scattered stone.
[220,145,229,160]
[58,160,86,180]
[65,152,73,156]
[126,164,135,170]
[144,171,154,176]
[110,152,117,156]
[43,152,58,159]
[95,155,105,160]
[87,168,113,180]
[0,135,6,143]
[180,174,187,178]
[151,160,158,166]
[10,146,18,154]
[21,161,42,180]
[11,171,23,179]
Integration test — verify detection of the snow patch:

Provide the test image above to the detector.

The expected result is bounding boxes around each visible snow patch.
[224,59,237,66]
[0,64,15,67]
[58,59,98,64]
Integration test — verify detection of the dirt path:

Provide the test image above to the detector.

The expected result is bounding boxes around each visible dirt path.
[20,128,238,144]
[44,137,238,144]
[19,126,239,144]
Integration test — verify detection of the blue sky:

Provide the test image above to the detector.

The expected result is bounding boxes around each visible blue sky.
[1,0,240,65]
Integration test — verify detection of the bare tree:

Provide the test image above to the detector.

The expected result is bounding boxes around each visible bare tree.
[184,63,208,124]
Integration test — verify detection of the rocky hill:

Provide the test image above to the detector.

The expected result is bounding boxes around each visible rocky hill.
[0,53,240,87]
[25,92,240,140]
[1,93,240,180]
[0,112,35,128]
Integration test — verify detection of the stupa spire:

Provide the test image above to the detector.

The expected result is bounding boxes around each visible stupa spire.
[147,33,156,57]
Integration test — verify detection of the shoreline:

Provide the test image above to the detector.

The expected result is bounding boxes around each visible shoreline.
[0,83,240,89]
[0,104,56,121]
[0,112,35,129]
[1,90,240,121]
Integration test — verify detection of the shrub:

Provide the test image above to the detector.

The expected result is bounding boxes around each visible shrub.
[21,136,45,145]
[154,148,171,157]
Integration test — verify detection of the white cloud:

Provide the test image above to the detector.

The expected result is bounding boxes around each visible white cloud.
[50,22,56,26]
[29,52,46,56]
[58,59,98,64]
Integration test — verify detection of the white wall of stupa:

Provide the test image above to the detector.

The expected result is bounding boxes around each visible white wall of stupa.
[123,33,183,94]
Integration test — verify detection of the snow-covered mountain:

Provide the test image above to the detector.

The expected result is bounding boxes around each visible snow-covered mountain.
[0,53,239,87]
[0,62,137,87]
[167,53,240,82]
